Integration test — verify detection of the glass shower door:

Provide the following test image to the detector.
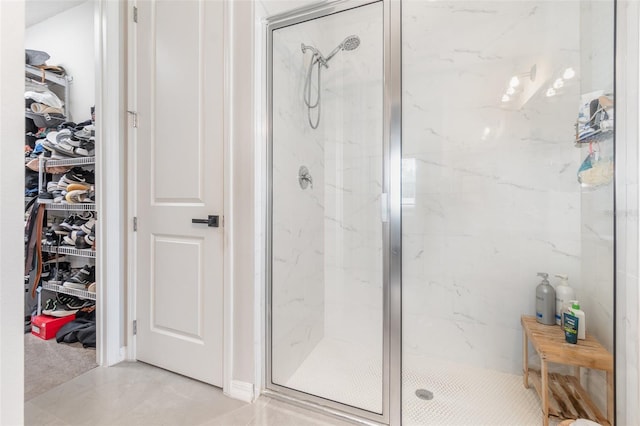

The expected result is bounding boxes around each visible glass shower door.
[267,0,385,418]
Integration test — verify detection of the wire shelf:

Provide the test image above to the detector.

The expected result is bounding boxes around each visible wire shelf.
[45,203,95,211]
[575,130,614,146]
[42,245,96,258]
[25,64,71,87]
[42,156,95,167]
[42,281,96,301]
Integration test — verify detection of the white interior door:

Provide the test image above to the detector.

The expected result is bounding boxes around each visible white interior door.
[133,0,224,386]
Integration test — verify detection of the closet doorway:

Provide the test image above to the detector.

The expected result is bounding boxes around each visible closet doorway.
[23,0,99,401]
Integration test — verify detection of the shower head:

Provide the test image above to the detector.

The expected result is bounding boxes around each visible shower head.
[325,35,361,62]
[342,35,360,51]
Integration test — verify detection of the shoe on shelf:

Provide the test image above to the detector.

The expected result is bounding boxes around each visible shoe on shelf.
[84,226,95,247]
[42,305,78,318]
[37,191,53,202]
[66,189,89,204]
[53,190,65,203]
[74,141,95,157]
[46,182,58,193]
[64,167,95,185]
[43,227,58,245]
[75,232,91,249]
[87,282,96,293]
[59,215,79,231]
[63,230,86,247]
[50,223,69,236]
[56,293,92,310]
[66,183,90,192]
[80,218,96,234]
[63,264,95,290]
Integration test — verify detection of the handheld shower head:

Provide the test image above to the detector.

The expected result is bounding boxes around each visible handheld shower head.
[325,35,361,62]
[342,35,360,51]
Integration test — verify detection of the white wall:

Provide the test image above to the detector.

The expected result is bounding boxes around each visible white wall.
[25,0,94,122]
[0,1,26,424]
[615,1,640,424]
[228,0,259,388]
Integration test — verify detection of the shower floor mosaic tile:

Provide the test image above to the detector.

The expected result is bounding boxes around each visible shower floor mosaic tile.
[402,354,543,425]
[286,337,548,425]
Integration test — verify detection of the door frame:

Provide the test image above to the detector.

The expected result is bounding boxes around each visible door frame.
[95,0,128,368]
[125,0,235,395]
[262,0,402,424]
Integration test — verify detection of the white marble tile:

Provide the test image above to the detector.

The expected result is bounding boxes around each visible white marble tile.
[401,0,597,382]
[270,1,384,388]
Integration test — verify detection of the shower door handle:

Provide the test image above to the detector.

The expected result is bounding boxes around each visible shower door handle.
[191,215,219,227]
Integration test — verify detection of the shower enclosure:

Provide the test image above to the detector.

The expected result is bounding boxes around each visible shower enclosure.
[266,1,399,423]
[266,0,615,425]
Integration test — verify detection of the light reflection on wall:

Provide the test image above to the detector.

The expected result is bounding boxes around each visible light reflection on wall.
[402,158,415,206]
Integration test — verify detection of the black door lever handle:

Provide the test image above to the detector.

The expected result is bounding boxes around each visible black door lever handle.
[192,215,219,227]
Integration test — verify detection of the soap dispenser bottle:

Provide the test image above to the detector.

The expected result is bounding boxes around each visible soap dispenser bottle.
[554,274,575,326]
[569,301,586,339]
[535,272,556,325]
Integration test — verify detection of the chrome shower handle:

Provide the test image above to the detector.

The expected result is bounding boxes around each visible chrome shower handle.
[298,166,313,189]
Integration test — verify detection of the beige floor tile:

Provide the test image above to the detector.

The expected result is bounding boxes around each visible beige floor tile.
[251,399,355,426]
[201,398,354,426]
[27,362,246,426]
[27,361,358,426]
[25,401,70,426]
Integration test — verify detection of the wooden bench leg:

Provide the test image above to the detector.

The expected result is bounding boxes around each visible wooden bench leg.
[523,331,529,388]
[607,370,614,425]
[541,359,549,426]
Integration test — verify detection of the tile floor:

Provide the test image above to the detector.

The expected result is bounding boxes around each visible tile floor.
[284,338,546,425]
[25,361,353,426]
[26,359,564,426]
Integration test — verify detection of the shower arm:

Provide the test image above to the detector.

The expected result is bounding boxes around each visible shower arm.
[301,43,329,68]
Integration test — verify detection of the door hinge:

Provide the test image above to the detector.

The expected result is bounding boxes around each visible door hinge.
[133,320,137,335]
[127,110,138,128]
[133,6,138,23]
[133,217,138,232]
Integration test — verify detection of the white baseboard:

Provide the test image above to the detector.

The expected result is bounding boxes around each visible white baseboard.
[226,380,255,403]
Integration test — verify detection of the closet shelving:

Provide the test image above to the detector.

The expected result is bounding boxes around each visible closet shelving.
[44,203,96,211]
[37,154,96,314]
[574,130,613,147]
[25,63,72,117]
[42,282,96,302]
[42,245,95,258]
[37,156,95,201]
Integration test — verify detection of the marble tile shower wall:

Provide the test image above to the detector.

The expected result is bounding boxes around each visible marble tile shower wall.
[271,1,385,385]
[320,3,384,349]
[271,24,326,385]
[402,1,584,375]
[271,2,384,382]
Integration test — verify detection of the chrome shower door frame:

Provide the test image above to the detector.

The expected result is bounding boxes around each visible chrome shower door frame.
[264,0,402,424]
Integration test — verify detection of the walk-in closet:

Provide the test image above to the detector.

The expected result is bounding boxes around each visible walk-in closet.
[23,0,99,402]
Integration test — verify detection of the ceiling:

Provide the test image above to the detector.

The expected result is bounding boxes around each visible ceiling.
[25,0,87,28]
